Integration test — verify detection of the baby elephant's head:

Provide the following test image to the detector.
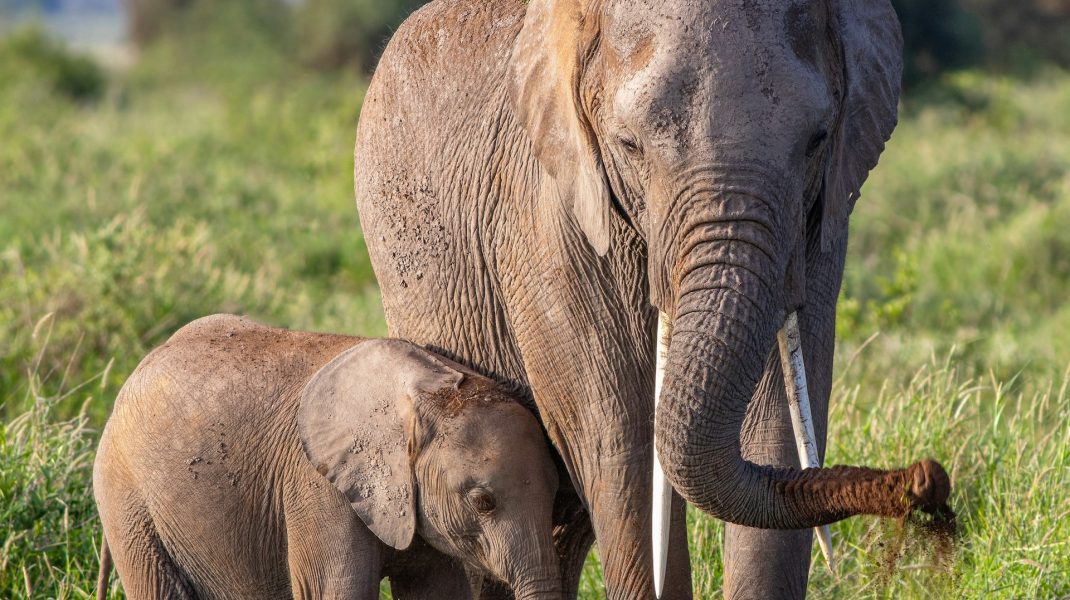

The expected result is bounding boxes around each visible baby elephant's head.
[298,339,561,599]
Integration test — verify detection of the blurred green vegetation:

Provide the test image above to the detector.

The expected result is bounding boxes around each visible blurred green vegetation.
[0,27,105,100]
[891,0,1070,86]
[2,4,1069,598]
[838,70,1070,385]
[0,20,384,426]
[124,0,427,73]
[119,0,1070,83]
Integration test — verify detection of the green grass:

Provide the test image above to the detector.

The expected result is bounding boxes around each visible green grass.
[1,381,102,598]
[0,29,385,423]
[1,28,1068,599]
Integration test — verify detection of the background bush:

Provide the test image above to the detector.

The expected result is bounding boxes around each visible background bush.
[0,27,104,100]
[966,0,1070,70]
[120,0,428,73]
[891,0,984,86]
[891,0,1070,85]
[296,0,427,73]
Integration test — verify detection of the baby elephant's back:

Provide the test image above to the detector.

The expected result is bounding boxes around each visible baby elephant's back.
[95,314,360,598]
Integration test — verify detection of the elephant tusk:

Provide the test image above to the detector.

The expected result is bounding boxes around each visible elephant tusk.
[777,311,835,574]
[652,311,673,599]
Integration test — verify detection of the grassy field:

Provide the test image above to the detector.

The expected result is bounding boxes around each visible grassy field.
[1,26,1068,599]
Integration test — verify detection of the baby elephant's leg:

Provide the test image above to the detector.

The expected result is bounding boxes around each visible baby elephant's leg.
[285,479,384,600]
[384,540,473,600]
[102,498,196,600]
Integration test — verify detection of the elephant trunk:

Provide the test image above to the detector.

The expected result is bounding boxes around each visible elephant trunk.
[510,565,562,600]
[513,578,562,600]
[654,218,951,528]
[503,531,562,600]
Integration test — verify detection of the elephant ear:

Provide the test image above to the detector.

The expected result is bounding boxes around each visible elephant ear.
[509,0,612,256]
[298,339,464,550]
[822,0,903,251]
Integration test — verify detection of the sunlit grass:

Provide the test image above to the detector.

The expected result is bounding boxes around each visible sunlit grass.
[1,369,108,598]
[576,357,1070,599]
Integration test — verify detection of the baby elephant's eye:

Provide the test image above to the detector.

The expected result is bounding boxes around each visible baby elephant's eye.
[466,488,497,514]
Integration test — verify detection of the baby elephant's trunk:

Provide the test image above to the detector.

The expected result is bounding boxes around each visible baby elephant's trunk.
[512,574,563,600]
[508,539,563,600]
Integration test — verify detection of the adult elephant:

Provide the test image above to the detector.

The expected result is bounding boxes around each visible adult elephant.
[354,0,948,598]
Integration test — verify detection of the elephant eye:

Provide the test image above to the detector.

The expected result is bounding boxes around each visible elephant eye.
[619,135,643,156]
[466,488,497,514]
[805,130,828,158]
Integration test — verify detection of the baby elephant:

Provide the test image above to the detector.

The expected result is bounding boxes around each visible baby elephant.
[94,315,561,599]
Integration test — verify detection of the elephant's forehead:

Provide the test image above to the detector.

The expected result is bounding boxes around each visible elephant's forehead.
[604,0,819,51]
[604,0,832,159]
[603,0,828,89]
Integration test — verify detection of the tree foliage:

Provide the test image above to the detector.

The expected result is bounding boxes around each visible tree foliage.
[892,0,984,86]
[965,0,1070,70]
[892,0,1070,85]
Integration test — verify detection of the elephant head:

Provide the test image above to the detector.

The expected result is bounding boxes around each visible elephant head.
[298,339,561,599]
[510,0,950,531]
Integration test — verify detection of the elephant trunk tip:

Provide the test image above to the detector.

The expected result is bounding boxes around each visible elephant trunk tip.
[908,458,952,514]
[771,457,956,531]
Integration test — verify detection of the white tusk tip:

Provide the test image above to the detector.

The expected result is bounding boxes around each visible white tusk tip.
[816,525,834,574]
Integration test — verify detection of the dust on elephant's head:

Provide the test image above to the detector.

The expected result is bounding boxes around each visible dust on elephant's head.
[297,339,559,591]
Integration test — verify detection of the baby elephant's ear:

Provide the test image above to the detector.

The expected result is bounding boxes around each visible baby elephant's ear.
[298,339,464,550]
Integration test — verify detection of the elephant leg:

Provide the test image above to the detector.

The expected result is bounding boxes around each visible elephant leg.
[552,487,595,600]
[512,328,693,598]
[723,237,843,600]
[665,490,693,598]
[579,452,692,600]
[101,501,196,600]
[385,539,473,600]
[285,479,384,600]
[722,348,816,600]
[492,226,693,599]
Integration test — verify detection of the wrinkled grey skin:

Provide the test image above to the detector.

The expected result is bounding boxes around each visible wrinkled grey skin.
[354,0,903,598]
[93,315,561,599]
